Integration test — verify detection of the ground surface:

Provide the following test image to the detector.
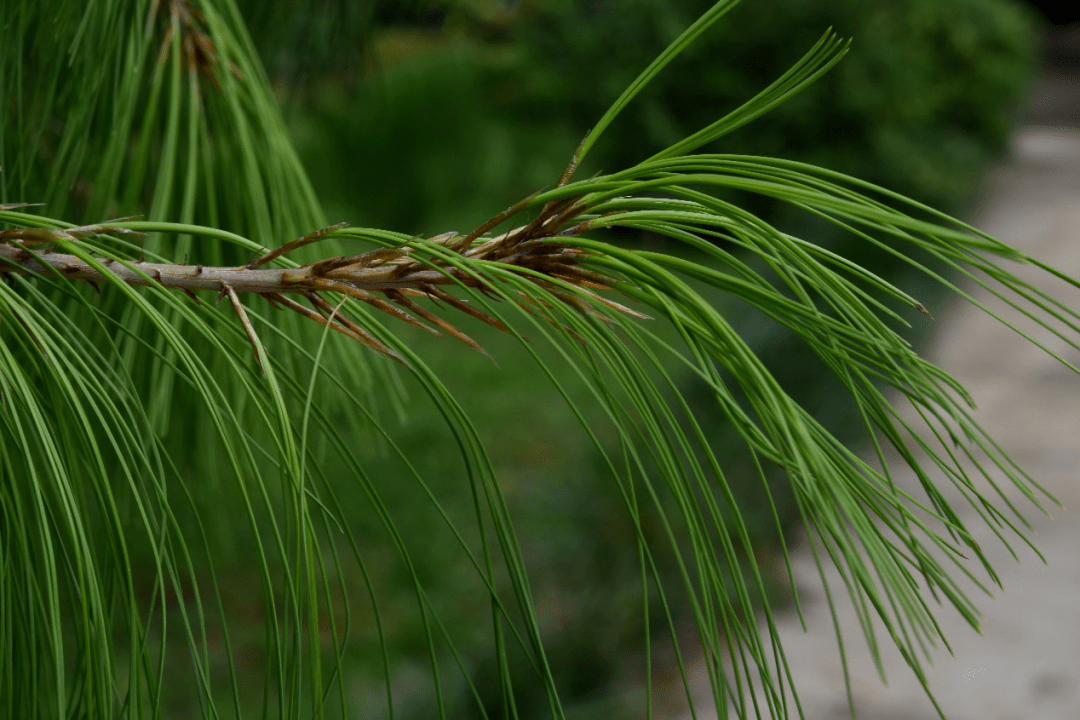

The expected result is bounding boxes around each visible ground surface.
[683,67,1080,720]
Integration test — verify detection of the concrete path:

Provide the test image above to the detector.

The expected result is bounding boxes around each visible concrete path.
[682,122,1080,718]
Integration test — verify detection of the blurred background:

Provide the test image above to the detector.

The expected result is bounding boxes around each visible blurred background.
[214,0,1074,716]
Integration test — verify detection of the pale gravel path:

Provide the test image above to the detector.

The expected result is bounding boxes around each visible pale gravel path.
[683,125,1080,720]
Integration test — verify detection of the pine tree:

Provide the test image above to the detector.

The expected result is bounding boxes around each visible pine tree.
[1,1,1072,718]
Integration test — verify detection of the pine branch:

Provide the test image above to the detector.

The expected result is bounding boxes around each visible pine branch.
[0,201,625,363]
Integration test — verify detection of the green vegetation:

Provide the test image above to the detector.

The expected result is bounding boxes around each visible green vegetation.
[272,5,1041,702]
[1,2,1066,720]
[264,0,1038,234]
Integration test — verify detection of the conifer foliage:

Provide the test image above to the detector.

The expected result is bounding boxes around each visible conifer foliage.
[1,1,1075,718]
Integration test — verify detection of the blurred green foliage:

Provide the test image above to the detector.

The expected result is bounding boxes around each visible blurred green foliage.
[519,0,1039,209]
[244,0,1038,228]
[223,0,1041,714]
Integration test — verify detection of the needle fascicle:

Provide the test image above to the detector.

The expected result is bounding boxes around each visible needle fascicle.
[222,283,265,376]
